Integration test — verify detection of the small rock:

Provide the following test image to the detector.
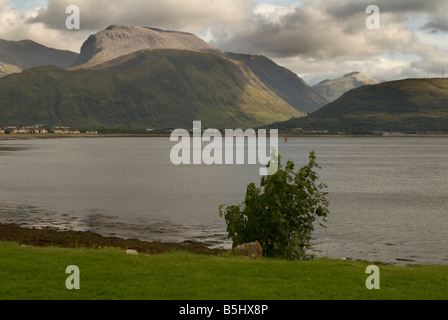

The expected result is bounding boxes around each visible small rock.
[126,249,139,255]
[234,241,263,259]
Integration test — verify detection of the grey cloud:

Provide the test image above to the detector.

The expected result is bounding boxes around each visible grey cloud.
[30,0,253,34]
[324,0,448,36]
[212,1,412,59]
[211,0,447,59]
[423,18,448,32]
[324,0,444,19]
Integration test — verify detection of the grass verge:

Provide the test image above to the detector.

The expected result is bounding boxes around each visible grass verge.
[1,241,447,300]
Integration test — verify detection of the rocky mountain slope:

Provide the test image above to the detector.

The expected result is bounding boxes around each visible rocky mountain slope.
[74,25,217,68]
[312,71,379,102]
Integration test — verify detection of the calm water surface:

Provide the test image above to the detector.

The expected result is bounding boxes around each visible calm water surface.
[0,137,447,265]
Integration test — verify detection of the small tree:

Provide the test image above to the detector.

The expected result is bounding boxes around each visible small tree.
[219,151,329,260]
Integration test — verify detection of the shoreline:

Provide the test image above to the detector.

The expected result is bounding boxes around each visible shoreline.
[2,133,448,141]
[0,223,227,255]
[0,133,171,140]
[0,223,432,266]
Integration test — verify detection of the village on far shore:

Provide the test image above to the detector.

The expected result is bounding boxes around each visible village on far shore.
[0,125,98,135]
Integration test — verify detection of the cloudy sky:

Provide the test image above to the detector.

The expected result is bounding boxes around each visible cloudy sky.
[2,0,448,85]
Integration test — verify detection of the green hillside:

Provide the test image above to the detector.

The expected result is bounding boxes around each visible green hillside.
[0,49,303,129]
[226,53,328,113]
[271,78,448,134]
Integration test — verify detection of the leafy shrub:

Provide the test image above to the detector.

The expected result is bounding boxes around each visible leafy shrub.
[220,151,329,260]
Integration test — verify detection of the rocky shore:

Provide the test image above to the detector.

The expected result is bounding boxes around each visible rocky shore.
[0,223,227,255]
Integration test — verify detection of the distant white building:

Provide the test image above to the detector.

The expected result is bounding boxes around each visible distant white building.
[52,127,80,134]
[13,127,29,134]
[6,125,49,134]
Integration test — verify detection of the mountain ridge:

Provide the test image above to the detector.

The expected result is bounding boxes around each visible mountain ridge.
[312,71,379,102]
[0,39,78,77]
[226,53,328,114]
[270,78,448,133]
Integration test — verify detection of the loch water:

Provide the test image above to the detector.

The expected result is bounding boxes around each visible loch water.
[0,136,447,265]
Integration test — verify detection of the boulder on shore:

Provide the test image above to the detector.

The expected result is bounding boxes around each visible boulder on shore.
[233,241,263,259]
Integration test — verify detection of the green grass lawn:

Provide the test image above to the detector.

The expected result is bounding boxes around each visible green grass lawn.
[0,241,447,300]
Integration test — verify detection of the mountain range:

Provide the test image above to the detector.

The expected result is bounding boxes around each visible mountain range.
[1,24,447,133]
[0,25,327,129]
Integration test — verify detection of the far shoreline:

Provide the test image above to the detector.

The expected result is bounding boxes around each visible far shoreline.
[0,133,171,140]
[2,133,448,141]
